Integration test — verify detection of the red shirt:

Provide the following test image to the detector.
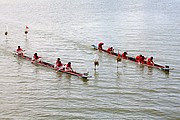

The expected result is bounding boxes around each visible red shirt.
[147,58,154,66]
[17,48,22,52]
[139,56,145,64]
[122,52,127,59]
[98,43,104,50]
[33,55,40,60]
[16,48,23,56]
[107,47,112,52]
[66,64,71,68]
[136,55,141,62]
[56,60,62,67]
[16,48,23,53]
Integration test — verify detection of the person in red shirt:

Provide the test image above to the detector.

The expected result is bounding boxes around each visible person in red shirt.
[16,46,24,56]
[55,58,63,70]
[122,52,128,59]
[107,47,114,54]
[98,42,104,50]
[136,54,142,63]
[147,57,154,66]
[31,53,41,63]
[65,62,73,71]
[139,55,146,64]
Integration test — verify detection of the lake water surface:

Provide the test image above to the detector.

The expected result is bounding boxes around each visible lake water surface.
[0,0,179,119]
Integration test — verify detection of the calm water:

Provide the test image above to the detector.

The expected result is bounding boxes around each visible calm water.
[0,0,180,119]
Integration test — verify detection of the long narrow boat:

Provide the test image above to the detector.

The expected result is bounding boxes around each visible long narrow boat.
[14,53,90,79]
[92,45,171,72]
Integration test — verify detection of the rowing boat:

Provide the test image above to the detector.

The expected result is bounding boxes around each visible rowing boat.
[91,45,171,72]
[14,53,90,79]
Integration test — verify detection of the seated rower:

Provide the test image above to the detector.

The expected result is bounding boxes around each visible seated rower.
[107,47,114,54]
[31,53,41,63]
[122,52,128,59]
[98,42,104,50]
[16,46,24,56]
[136,54,142,63]
[65,62,73,71]
[55,58,63,70]
[139,55,146,64]
[147,57,154,66]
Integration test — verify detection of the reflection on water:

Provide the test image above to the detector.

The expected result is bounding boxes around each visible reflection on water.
[116,70,122,80]
[147,67,153,75]
[56,72,63,78]
[93,70,99,80]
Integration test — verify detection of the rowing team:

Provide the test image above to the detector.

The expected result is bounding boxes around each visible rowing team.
[98,42,154,66]
[16,46,73,71]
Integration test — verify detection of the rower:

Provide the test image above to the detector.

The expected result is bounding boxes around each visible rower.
[65,62,73,71]
[139,55,146,64]
[107,47,114,54]
[55,58,63,70]
[98,42,104,50]
[31,53,41,63]
[136,54,142,63]
[122,52,128,59]
[16,46,24,56]
[147,57,154,66]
